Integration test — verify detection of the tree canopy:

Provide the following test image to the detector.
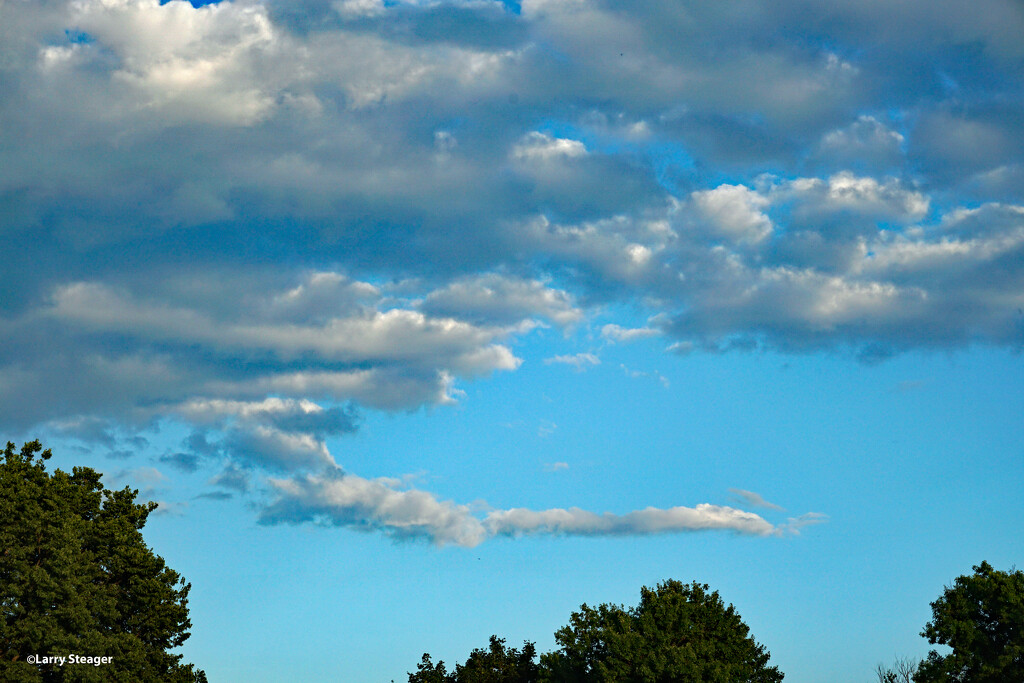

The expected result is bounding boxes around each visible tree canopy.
[409,579,783,683]
[409,636,539,683]
[0,440,206,682]
[914,561,1024,683]
[542,579,783,683]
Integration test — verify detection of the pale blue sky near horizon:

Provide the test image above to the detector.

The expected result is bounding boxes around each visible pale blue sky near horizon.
[3,0,1024,680]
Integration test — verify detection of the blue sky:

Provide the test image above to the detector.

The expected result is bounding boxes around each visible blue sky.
[1,0,1023,680]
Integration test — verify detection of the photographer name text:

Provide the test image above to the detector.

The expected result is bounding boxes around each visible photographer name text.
[26,654,113,666]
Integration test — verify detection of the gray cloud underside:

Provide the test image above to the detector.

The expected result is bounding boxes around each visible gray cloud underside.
[0,0,1021,533]
[258,469,787,547]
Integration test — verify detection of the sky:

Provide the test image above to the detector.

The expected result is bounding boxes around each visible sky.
[1,0,1023,680]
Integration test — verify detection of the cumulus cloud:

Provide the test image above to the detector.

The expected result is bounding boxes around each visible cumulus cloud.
[814,116,905,173]
[259,468,791,547]
[1,0,1019,373]
[512,132,588,162]
[421,273,582,327]
[175,397,358,438]
[1,0,1023,521]
[772,172,929,225]
[691,184,773,244]
[0,271,526,431]
[227,425,336,471]
[655,196,1024,354]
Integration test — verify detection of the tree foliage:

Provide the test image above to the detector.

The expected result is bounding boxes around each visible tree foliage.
[408,653,453,683]
[542,579,783,683]
[0,441,206,682]
[914,561,1024,683]
[409,637,538,683]
[409,579,783,683]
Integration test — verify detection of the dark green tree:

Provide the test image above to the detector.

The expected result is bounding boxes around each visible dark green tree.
[455,636,539,683]
[408,653,454,683]
[914,561,1024,683]
[0,441,206,682]
[408,637,538,683]
[541,579,784,683]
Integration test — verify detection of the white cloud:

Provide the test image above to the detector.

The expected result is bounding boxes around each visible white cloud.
[29,277,522,421]
[816,115,905,170]
[49,282,520,369]
[485,503,777,538]
[228,425,336,471]
[176,396,325,424]
[771,173,929,223]
[68,0,281,125]
[544,352,600,369]
[512,131,588,161]
[421,273,582,327]
[259,468,795,546]
[260,471,489,547]
[691,184,773,244]
[601,323,660,343]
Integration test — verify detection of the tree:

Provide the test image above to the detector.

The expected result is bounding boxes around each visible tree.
[876,656,919,683]
[456,636,539,683]
[408,653,454,683]
[407,580,784,683]
[0,441,206,682]
[914,561,1024,683]
[408,637,539,683]
[541,579,784,683]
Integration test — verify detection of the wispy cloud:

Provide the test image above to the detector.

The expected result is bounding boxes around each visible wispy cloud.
[537,420,557,438]
[259,468,811,547]
[259,470,489,548]
[544,353,601,370]
[729,488,785,511]
[619,364,669,388]
[485,504,777,540]
[781,512,830,534]
[601,324,660,343]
